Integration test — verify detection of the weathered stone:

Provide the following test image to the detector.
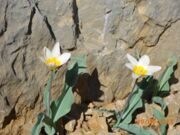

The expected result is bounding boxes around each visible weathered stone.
[69,129,84,135]
[87,113,108,134]
[0,0,7,36]
[0,0,179,134]
[137,0,180,46]
[148,20,180,86]
[38,0,77,49]
[76,112,84,129]
[98,132,123,135]
[65,119,77,132]
[138,0,180,26]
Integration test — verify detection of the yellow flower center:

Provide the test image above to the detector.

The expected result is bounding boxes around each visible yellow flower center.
[133,65,148,76]
[45,57,61,67]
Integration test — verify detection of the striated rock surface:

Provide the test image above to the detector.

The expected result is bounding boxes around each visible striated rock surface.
[0,0,179,134]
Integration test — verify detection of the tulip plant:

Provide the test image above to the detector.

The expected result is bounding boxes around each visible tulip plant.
[32,42,86,135]
[113,54,177,135]
[98,54,177,135]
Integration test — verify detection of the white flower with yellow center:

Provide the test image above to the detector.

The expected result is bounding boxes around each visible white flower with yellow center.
[125,54,161,79]
[40,42,71,68]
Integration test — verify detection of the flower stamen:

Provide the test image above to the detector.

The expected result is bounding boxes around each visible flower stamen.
[133,65,148,76]
[45,57,61,66]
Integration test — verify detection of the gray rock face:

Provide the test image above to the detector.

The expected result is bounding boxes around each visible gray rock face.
[38,0,78,49]
[138,0,180,26]
[0,0,179,134]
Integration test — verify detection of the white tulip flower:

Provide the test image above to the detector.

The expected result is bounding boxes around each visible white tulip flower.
[125,54,161,79]
[40,42,71,69]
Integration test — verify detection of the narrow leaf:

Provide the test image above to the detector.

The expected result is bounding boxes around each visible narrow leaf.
[43,114,56,134]
[44,123,56,135]
[152,97,167,111]
[44,71,54,117]
[66,55,87,87]
[70,55,87,74]
[32,113,45,135]
[153,109,167,135]
[158,55,177,92]
[121,89,143,123]
[52,86,74,122]
[122,98,143,124]
[115,77,152,126]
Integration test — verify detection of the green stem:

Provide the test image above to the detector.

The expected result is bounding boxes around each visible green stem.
[114,78,138,127]
[48,71,54,116]
[131,78,138,92]
[122,79,138,118]
[44,70,55,117]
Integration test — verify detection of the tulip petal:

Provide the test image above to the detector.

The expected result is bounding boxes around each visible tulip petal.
[126,54,138,65]
[147,66,161,75]
[132,73,140,79]
[52,42,61,57]
[125,63,133,70]
[138,55,150,66]
[57,53,71,65]
[44,47,52,58]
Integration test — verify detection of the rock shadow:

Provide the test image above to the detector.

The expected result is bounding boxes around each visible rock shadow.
[62,68,104,134]
[75,68,104,103]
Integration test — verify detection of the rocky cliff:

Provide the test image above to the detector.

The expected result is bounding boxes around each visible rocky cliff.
[0,0,179,134]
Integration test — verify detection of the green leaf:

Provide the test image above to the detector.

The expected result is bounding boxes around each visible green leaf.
[43,71,54,117]
[43,115,56,135]
[152,97,167,111]
[158,55,177,93]
[114,77,152,127]
[124,99,142,124]
[66,55,87,87]
[44,124,55,135]
[32,113,45,135]
[121,88,143,124]
[65,63,79,87]
[120,77,152,121]
[117,123,153,135]
[153,109,167,135]
[52,86,74,123]
[51,56,87,123]
[70,55,87,74]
